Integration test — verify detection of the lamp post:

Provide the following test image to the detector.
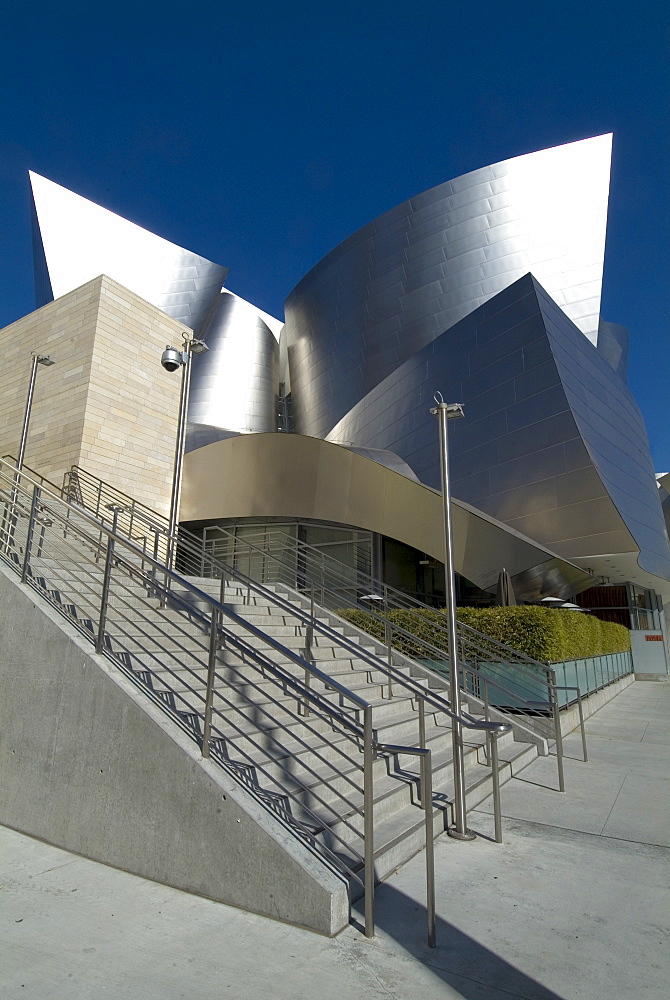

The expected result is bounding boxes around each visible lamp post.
[4,352,55,552]
[430,393,475,841]
[161,334,209,573]
[17,353,55,473]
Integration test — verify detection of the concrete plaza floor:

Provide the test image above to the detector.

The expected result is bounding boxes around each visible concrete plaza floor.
[2,679,668,1000]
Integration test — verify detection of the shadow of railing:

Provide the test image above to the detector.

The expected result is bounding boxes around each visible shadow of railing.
[353,881,566,1000]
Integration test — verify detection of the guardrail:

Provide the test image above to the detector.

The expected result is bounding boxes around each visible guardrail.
[59,462,587,788]
[1,458,512,945]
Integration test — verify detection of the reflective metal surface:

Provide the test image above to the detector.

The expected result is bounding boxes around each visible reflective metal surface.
[30,172,228,334]
[187,291,280,434]
[325,273,670,587]
[181,431,594,598]
[284,134,612,438]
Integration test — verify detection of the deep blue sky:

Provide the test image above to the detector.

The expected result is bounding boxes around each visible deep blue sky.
[1,2,668,466]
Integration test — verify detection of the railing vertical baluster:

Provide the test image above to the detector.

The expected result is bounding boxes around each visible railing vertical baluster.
[363,705,374,939]
[200,534,206,577]
[421,749,436,948]
[149,528,159,596]
[202,606,221,757]
[36,519,47,558]
[21,485,41,583]
[363,705,375,937]
[576,685,588,762]
[302,588,314,717]
[488,731,503,844]
[483,677,490,763]
[96,506,121,653]
[418,696,426,749]
[383,585,393,698]
[549,670,566,792]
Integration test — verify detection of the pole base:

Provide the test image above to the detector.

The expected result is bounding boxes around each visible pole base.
[447,828,476,841]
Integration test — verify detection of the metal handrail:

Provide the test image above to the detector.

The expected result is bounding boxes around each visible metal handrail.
[0,461,515,945]
[200,523,554,676]
[6,461,585,789]
[0,468,380,933]
[61,464,550,676]
[57,463,509,738]
[224,540,585,795]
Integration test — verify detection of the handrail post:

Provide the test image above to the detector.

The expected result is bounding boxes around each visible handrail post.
[488,732,503,843]
[549,669,566,792]
[21,485,41,583]
[363,705,374,939]
[483,677,490,762]
[96,505,122,653]
[575,685,588,762]
[148,528,159,596]
[383,585,393,698]
[431,396,474,841]
[421,750,436,947]
[301,587,315,717]
[418,695,426,749]
[202,606,221,757]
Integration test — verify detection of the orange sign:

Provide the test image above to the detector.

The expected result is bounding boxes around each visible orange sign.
[645,634,664,641]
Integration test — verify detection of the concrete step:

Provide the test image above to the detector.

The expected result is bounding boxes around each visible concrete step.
[21,522,536,909]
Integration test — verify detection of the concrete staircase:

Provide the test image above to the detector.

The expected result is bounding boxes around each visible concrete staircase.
[25,540,538,889]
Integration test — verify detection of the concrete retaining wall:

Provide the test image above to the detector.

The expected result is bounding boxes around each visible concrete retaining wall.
[0,562,349,935]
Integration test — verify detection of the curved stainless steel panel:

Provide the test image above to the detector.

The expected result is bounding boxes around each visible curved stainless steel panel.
[325,273,670,587]
[188,291,280,434]
[29,172,227,334]
[181,431,593,598]
[185,424,240,454]
[284,134,612,439]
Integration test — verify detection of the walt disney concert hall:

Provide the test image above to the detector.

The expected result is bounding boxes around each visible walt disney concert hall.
[1,133,669,935]
[9,132,666,619]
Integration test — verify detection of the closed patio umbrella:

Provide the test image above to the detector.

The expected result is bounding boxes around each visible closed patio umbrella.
[495,567,517,606]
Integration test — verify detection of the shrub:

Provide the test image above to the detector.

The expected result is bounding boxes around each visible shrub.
[336,605,630,662]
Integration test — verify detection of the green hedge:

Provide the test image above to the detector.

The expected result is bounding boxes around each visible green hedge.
[337,605,630,663]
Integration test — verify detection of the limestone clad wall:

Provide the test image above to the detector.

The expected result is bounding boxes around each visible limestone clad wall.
[0,275,186,517]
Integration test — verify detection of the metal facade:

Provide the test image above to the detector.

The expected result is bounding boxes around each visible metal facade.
[181,432,593,598]
[24,136,670,597]
[30,171,228,334]
[284,134,612,439]
[188,291,280,434]
[324,273,670,583]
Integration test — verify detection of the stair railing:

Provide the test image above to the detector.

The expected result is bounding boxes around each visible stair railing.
[194,525,589,779]
[1,459,512,945]
[55,464,592,792]
[56,465,514,819]
[58,463,556,696]
[192,525,579,784]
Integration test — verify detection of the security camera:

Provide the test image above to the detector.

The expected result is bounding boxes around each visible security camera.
[161,346,184,372]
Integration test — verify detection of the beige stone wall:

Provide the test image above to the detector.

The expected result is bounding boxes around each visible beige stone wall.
[0,275,188,518]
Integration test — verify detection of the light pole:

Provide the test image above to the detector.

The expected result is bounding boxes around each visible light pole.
[161,334,209,573]
[430,392,475,841]
[17,352,55,473]
[4,352,55,552]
